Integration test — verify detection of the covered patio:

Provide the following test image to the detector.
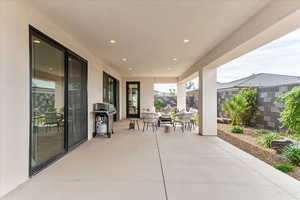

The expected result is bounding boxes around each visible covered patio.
[2,0,300,199]
[2,120,300,200]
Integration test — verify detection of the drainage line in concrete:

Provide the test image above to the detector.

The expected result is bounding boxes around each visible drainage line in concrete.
[155,132,169,200]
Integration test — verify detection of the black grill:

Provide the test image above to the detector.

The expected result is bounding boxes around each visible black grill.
[93,103,116,138]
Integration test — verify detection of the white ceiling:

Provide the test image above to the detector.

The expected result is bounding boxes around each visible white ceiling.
[30,0,272,77]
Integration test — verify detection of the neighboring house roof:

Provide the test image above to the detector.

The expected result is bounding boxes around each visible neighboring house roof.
[217,73,300,89]
[154,90,176,96]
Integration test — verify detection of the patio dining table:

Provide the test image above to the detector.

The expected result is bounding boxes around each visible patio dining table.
[158,114,173,127]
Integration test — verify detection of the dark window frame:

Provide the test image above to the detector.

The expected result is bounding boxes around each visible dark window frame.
[29,25,88,176]
[103,71,119,121]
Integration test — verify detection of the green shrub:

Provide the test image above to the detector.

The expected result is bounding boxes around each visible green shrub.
[274,164,295,173]
[291,134,300,141]
[224,88,257,126]
[256,129,272,135]
[231,126,244,134]
[258,133,279,148]
[239,88,258,125]
[224,95,249,125]
[277,86,300,135]
[282,145,300,165]
[154,100,166,110]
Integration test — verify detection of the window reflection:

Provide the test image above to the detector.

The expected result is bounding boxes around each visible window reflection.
[68,56,87,147]
[31,35,65,168]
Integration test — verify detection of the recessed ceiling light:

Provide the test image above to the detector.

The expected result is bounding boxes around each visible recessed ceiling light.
[128,67,133,71]
[33,39,41,44]
[122,58,127,62]
[172,58,178,61]
[183,39,190,43]
[109,40,117,44]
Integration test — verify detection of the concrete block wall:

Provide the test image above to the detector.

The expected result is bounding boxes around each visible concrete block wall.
[186,83,300,131]
[255,83,300,130]
[216,88,242,119]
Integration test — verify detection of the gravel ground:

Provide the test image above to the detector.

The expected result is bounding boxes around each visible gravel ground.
[217,123,300,181]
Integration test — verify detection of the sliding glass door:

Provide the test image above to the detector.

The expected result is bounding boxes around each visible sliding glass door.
[67,55,88,148]
[30,26,88,174]
[30,33,66,172]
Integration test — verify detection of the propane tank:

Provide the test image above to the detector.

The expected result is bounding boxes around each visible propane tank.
[96,118,107,134]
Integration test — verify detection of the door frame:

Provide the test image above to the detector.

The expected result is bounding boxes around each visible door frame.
[29,25,88,176]
[126,81,140,118]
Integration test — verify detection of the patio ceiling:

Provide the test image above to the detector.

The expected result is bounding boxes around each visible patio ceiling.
[29,0,272,77]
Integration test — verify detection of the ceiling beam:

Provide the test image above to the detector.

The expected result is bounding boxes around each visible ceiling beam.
[179,0,300,81]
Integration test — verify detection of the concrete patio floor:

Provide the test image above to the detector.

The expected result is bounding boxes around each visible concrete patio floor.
[2,120,300,200]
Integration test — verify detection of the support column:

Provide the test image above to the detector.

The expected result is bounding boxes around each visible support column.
[177,82,186,111]
[55,78,64,113]
[198,67,217,135]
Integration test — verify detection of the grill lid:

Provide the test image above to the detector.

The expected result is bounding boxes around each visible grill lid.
[93,103,116,112]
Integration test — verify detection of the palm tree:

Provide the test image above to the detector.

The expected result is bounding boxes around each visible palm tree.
[224,95,249,125]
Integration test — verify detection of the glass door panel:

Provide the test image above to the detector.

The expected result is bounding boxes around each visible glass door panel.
[31,34,65,170]
[126,82,140,118]
[67,55,87,148]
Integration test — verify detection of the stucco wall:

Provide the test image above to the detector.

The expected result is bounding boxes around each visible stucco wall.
[0,1,121,197]
[177,83,186,111]
[0,1,5,196]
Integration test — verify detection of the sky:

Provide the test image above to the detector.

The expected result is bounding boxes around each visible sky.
[217,27,300,83]
[154,83,177,93]
[156,27,300,92]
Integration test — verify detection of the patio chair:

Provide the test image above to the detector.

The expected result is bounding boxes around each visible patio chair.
[173,112,194,132]
[44,112,61,134]
[141,112,159,132]
[189,111,198,129]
